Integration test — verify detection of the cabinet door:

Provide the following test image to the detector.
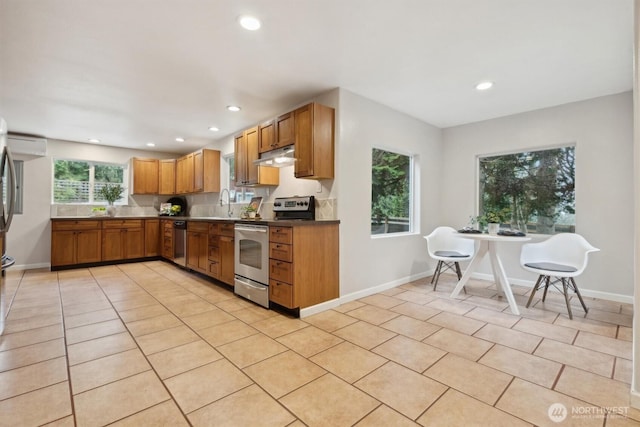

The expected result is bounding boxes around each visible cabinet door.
[198,232,208,272]
[258,120,275,153]
[186,231,199,270]
[51,230,76,266]
[132,158,159,194]
[76,229,102,264]
[275,111,295,148]
[175,156,188,194]
[219,235,235,286]
[193,150,204,192]
[145,220,160,257]
[102,229,124,261]
[245,126,260,185]
[125,228,145,259]
[185,153,195,193]
[234,133,247,186]
[294,104,314,178]
[159,159,176,195]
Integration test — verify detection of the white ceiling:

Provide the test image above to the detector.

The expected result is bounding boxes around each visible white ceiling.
[0,0,633,154]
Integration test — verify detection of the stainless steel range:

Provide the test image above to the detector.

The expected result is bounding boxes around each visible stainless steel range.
[273,195,315,220]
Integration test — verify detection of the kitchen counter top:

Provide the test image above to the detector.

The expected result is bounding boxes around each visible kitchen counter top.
[51,216,340,225]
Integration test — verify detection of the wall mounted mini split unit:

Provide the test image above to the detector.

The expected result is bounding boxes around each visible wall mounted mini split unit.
[7,134,47,156]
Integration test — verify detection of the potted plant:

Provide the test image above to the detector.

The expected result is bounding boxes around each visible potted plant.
[242,205,257,219]
[477,209,508,235]
[98,183,124,216]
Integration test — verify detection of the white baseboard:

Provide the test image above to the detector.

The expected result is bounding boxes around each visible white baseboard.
[10,263,50,271]
[630,388,640,410]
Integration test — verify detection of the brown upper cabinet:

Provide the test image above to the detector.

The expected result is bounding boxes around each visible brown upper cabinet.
[235,127,279,187]
[258,111,295,154]
[294,103,335,179]
[132,158,159,194]
[175,149,221,194]
[158,159,176,195]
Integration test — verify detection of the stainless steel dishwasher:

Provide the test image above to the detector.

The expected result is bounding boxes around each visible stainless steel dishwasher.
[173,220,187,267]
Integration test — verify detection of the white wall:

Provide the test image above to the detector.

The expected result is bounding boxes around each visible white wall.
[337,88,443,297]
[11,139,174,269]
[441,92,634,300]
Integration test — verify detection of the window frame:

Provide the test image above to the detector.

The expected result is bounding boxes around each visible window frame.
[223,153,254,203]
[475,143,576,235]
[370,146,416,238]
[52,158,128,205]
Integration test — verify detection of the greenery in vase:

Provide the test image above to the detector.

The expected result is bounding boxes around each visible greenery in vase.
[97,184,124,205]
[476,208,509,226]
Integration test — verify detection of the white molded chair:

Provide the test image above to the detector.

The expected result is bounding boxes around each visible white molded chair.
[424,226,475,291]
[520,233,599,319]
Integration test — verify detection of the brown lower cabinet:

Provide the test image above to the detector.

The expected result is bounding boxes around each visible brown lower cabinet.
[51,220,102,267]
[102,220,145,261]
[161,219,174,259]
[187,222,208,274]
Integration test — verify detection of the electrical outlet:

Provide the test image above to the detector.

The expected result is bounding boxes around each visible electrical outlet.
[316,181,322,193]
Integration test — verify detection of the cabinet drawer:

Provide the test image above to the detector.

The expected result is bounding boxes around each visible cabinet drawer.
[208,261,220,278]
[163,229,173,237]
[269,242,292,262]
[269,226,292,244]
[52,220,101,231]
[187,222,208,232]
[269,259,293,284]
[102,219,143,229]
[208,223,220,235]
[219,223,235,237]
[208,245,220,261]
[208,234,219,247]
[269,279,294,308]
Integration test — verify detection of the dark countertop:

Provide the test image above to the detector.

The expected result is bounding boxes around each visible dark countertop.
[51,216,340,225]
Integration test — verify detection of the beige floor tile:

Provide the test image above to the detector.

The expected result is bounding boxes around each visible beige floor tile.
[135,325,200,355]
[62,300,113,317]
[356,361,447,420]
[473,323,542,353]
[126,313,183,337]
[65,319,126,345]
[614,357,632,384]
[333,320,396,349]
[164,358,252,414]
[534,338,614,377]
[424,328,493,361]
[333,300,366,313]
[465,306,520,328]
[74,371,170,426]
[281,373,379,426]
[3,312,62,335]
[7,303,61,321]
[0,356,68,400]
[553,313,618,338]
[67,332,137,366]
[118,304,171,323]
[147,340,222,379]
[618,326,632,341]
[43,415,76,426]
[244,350,326,398]
[165,299,215,318]
[0,323,64,352]
[428,311,486,335]
[517,305,560,323]
[64,308,119,329]
[513,318,577,344]
[252,315,309,338]
[424,353,512,405]
[392,290,438,305]
[586,308,632,327]
[345,304,400,325]
[355,404,419,427]
[574,331,632,359]
[418,388,532,427]
[310,341,387,383]
[391,302,441,321]
[466,294,511,311]
[479,345,561,388]
[0,338,66,372]
[215,297,255,313]
[70,348,151,394]
[188,384,295,427]
[358,294,405,309]
[276,325,343,358]
[426,298,476,315]
[555,366,639,415]
[373,335,446,373]
[304,309,359,331]
[111,295,158,312]
[217,333,288,368]
[380,315,441,340]
[110,400,189,426]
[606,415,640,426]
[198,319,259,347]
[0,382,72,427]
[181,308,235,330]
[496,378,603,427]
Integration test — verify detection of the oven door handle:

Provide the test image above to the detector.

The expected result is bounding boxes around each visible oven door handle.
[235,225,267,233]
[236,277,268,291]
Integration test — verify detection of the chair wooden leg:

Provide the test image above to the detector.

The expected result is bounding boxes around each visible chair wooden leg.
[526,275,544,308]
[432,261,443,290]
[562,278,573,320]
[570,277,589,314]
[541,276,551,302]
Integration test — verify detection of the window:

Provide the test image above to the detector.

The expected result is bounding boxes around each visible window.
[478,146,575,234]
[53,159,127,204]
[371,148,413,235]
[224,154,254,203]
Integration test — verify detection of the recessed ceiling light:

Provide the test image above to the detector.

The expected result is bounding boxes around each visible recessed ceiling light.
[146,142,155,147]
[88,138,100,143]
[239,15,261,31]
[208,126,219,132]
[175,137,185,142]
[227,105,241,112]
[475,81,494,91]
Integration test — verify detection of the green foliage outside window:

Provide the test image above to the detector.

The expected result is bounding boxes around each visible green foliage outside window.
[53,159,125,203]
[479,146,575,234]
[371,148,412,235]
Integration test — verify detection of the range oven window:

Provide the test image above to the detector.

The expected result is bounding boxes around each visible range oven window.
[239,238,262,270]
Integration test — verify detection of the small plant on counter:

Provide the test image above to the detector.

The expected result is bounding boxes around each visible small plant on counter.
[242,205,257,218]
[170,205,181,216]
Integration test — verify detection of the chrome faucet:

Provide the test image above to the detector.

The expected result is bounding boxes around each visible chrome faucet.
[220,188,233,217]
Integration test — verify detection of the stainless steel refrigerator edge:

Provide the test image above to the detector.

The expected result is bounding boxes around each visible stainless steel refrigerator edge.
[0,117,17,335]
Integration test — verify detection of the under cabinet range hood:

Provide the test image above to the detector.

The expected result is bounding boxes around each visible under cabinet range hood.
[253,145,295,168]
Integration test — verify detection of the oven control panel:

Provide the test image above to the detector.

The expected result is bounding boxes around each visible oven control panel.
[273,196,314,211]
